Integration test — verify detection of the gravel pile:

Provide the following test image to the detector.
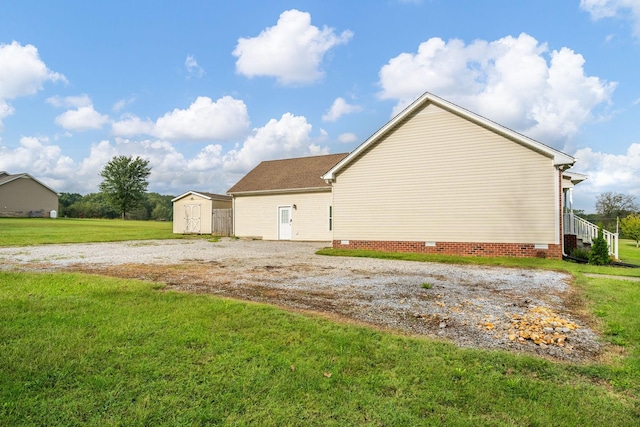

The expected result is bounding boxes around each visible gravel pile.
[0,238,601,362]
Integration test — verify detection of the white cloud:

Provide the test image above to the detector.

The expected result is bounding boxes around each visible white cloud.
[581,0,640,38]
[233,9,353,85]
[185,54,205,78]
[46,94,92,108]
[322,97,362,122]
[111,114,155,137]
[308,144,330,156]
[0,136,77,189]
[0,135,216,195]
[55,105,109,131]
[223,112,316,173]
[112,96,136,113]
[188,144,223,171]
[378,33,616,148]
[0,41,66,130]
[0,111,330,196]
[154,96,250,141]
[571,143,640,210]
[338,132,358,143]
[113,96,250,141]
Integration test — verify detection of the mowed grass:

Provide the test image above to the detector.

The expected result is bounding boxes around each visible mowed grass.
[620,238,640,265]
[1,222,640,425]
[1,271,639,426]
[0,218,181,246]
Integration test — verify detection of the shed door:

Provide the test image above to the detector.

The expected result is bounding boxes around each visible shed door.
[278,206,292,240]
[184,204,201,234]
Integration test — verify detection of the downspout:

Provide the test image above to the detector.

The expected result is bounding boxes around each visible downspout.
[561,169,567,257]
[231,196,235,237]
[558,165,572,257]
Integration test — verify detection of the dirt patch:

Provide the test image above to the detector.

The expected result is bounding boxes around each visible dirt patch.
[0,239,602,362]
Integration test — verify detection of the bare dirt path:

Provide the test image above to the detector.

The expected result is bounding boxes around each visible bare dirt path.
[0,238,601,362]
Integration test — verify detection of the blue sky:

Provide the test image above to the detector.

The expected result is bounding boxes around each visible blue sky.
[1,0,639,211]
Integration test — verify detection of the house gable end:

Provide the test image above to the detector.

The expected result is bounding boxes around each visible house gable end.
[323,92,575,181]
[329,99,561,246]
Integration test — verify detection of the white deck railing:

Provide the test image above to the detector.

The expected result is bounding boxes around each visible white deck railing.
[564,212,618,259]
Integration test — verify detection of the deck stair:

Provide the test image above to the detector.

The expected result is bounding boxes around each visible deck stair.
[564,213,618,259]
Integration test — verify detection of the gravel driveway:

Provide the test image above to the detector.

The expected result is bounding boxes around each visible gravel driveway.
[0,238,600,362]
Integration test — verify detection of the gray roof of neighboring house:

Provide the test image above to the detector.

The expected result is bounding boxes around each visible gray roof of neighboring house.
[0,172,58,195]
[227,153,349,194]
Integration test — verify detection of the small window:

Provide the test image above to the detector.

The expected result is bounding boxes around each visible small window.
[329,206,333,231]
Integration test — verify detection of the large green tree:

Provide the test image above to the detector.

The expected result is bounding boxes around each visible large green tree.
[621,213,640,248]
[99,156,151,220]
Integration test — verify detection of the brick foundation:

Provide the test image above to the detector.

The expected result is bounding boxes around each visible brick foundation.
[564,234,578,253]
[333,240,563,259]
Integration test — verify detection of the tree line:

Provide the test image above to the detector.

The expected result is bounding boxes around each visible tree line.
[575,191,640,248]
[58,191,174,220]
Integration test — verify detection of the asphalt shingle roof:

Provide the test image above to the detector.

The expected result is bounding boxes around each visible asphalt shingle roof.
[227,153,349,194]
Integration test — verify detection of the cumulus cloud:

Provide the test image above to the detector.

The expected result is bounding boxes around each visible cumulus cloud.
[0,135,217,195]
[338,132,359,143]
[322,97,362,122]
[0,136,77,189]
[46,94,92,108]
[378,33,616,148]
[185,54,205,78]
[1,111,329,195]
[112,96,250,141]
[233,9,353,85]
[223,113,316,173]
[571,143,640,210]
[55,105,110,132]
[581,0,640,38]
[112,96,136,113]
[0,41,66,130]
[155,96,249,140]
[111,114,155,137]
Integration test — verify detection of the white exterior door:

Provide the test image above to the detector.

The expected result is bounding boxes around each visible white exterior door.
[184,204,201,233]
[278,206,292,240]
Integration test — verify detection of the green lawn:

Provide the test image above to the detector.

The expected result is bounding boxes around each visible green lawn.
[620,238,640,265]
[0,218,182,246]
[1,223,640,425]
[1,271,638,426]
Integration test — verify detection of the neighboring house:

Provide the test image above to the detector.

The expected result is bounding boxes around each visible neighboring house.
[172,191,233,235]
[227,153,348,241]
[0,171,59,218]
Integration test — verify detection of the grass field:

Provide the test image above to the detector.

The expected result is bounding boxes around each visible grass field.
[1,220,639,425]
[620,238,640,265]
[0,218,181,246]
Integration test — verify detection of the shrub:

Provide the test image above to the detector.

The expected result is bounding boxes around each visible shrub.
[588,227,610,265]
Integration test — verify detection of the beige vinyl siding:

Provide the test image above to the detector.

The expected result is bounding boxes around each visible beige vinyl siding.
[172,194,213,234]
[234,191,332,241]
[0,177,58,216]
[332,103,558,244]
